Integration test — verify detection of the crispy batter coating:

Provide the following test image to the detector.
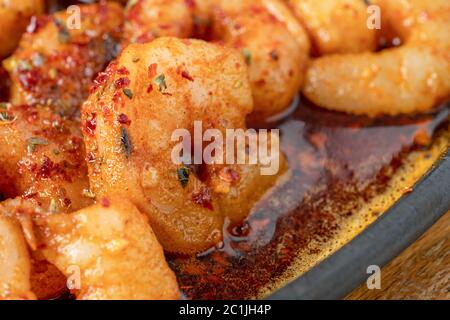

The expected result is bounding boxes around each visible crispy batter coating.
[3,2,124,118]
[35,198,180,300]
[82,37,285,253]
[123,0,310,121]
[0,0,44,58]
[286,0,377,55]
[0,103,92,213]
[303,0,450,116]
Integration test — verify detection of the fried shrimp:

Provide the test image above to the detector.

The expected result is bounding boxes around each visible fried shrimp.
[0,214,35,300]
[303,0,450,116]
[123,0,310,121]
[35,198,180,300]
[0,0,44,58]
[3,2,124,118]
[286,0,377,55]
[0,103,92,213]
[82,37,286,253]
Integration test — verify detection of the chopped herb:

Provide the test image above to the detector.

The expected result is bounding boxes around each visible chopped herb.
[0,103,7,109]
[242,48,252,65]
[82,189,96,199]
[177,166,190,188]
[48,199,58,213]
[0,112,17,123]
[55,19,71,43]
[123,88,133,99]
[27,137,49,154]
[153,74,167,92]
[120,127,133,158]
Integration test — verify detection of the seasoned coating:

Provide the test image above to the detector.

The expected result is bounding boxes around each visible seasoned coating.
[123,0,194,44]
[286,0,377,55]
[211,0,310,121]
[82,37,285,253]
[3,2,124,118]
[0,0,44,58]
[0,103,92,213]
[303,0,450,116]
[124,0,310,121]
[35,198,180,300]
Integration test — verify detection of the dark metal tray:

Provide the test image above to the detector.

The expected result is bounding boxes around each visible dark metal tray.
[270,148,450,299]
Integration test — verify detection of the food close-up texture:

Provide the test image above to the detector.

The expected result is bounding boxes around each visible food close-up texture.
[0,0,448,300]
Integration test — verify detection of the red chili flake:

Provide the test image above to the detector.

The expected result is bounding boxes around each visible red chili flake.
[192,187,214,211]
[117,113,131,125]
[90,72,109,93]
[147,84,154,93]
[101,197,110,208]
[117,67,130,75]
[181,70,194,82]
[219,167,240,183]
[38,156,55,179]
[114,77,130,89]
[83,113,97,136]
[136,33,155,44]
[184,0,196,9]
[256,79,266,86]
[18,68,40,90]
[87,152,96,163]
[148,63,158,79]
[112,91,122,104]
[63,198,72,207]
[159,24,172,30]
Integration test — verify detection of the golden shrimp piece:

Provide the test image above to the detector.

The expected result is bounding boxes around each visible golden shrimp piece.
[0,216,35,300]
[124,0,310,121]
[303,0,450,116]
[0,198,37,300]
[0,103,92,213]
[211,0,310,121]
[3,2,124,118]
[82,37,285,253]
[286,0,377,55]
[35,198,180,300]
[0,0,44,58]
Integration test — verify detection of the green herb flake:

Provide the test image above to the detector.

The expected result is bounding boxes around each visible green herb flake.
[0,112,17,123]
[27,137,49,154]
[123,88,133,99]
[120,127,133,158]
[55,19,71,43]
[82,189,96,199]
[153,74,167,92]
[242,48,252,65]
[177,166,190,188]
